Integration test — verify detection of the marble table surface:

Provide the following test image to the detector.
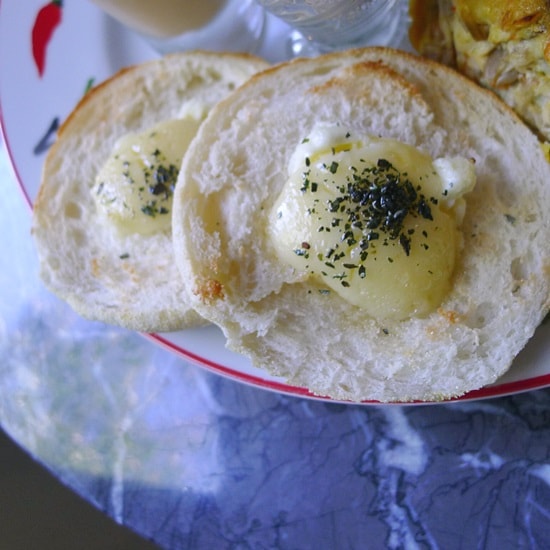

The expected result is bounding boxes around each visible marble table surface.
[2,138,550,549]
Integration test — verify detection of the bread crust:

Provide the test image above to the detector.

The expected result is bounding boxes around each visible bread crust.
[173,47,550,402]
[32,51,269,332]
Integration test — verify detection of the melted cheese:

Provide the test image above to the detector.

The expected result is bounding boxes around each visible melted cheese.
[269,126,476,320]
[92,111,204,236]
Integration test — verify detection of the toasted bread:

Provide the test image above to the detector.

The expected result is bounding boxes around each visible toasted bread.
[32,52,269,332]
[172,47,550,402]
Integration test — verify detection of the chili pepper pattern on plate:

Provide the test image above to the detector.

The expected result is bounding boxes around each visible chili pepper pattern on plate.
[31,0,63,77]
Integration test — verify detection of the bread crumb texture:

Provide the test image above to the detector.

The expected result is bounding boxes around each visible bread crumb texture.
[32,52,268,332]
[172,48,550,403]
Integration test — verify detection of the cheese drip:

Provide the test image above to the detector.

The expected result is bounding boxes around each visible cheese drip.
[93,108,205,236]
[269,126,476,320]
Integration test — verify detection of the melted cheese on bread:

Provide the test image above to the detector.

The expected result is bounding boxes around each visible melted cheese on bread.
[93,116,203,236]
[269,126,476,320]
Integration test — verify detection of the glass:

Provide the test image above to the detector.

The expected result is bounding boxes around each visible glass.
[89,0,266,54]
[256,0,407,56]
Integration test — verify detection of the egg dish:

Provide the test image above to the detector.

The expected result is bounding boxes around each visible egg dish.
[409,0,550,145]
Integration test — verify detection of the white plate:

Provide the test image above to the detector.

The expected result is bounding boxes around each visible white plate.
[1,0,549,403]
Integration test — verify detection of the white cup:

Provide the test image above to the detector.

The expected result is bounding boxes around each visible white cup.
[89,0,266,54]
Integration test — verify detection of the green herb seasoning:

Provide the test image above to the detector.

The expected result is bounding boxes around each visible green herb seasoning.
[138,151,179,217]
[297,156,436,285]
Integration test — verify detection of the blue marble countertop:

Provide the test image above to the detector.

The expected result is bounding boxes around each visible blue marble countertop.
[2,138,550,549]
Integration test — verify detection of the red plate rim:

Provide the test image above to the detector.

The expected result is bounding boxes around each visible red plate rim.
[147,332,550,404]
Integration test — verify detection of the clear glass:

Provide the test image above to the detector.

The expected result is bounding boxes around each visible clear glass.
[256,0,406,56]
[88,0,266,54]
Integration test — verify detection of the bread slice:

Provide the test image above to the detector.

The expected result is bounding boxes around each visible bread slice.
[172,47,550,403]
[32,52,269,332]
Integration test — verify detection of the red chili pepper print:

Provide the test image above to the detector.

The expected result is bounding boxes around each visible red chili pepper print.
[31,0,63,77]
